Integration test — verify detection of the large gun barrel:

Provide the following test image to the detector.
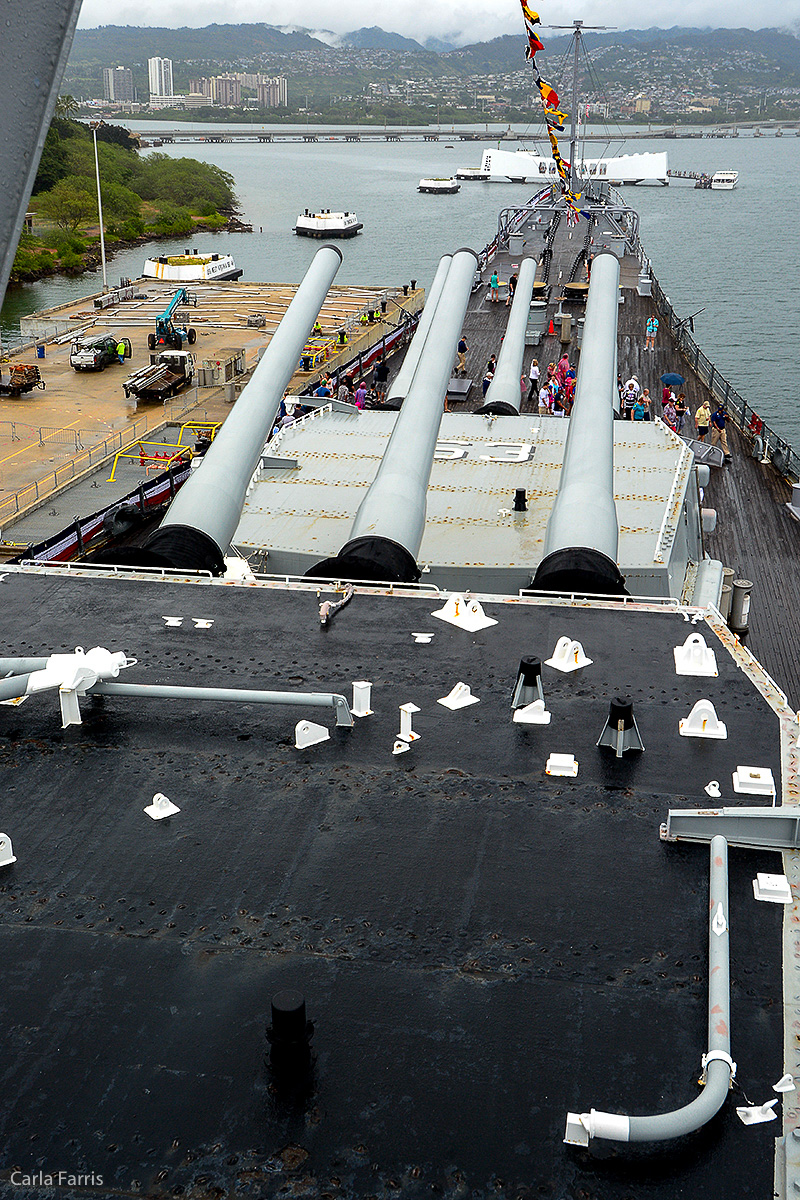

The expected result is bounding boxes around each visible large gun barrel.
[385,255,452,405]
[477,256,538,415]
[140,245,343,574]
[309,247,479,584]
[532,250,626,596]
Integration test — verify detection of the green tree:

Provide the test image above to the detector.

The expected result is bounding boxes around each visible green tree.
[54,94,79,119]
[36,176,96,232]
[33,124,69,193]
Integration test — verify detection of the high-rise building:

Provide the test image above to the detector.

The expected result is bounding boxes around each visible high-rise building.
[148,57,174,98]
[211,75,241,107]
[102,66,134,104]
[257,76,288,108]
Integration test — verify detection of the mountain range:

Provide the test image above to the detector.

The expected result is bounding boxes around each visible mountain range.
[67,22,800,70]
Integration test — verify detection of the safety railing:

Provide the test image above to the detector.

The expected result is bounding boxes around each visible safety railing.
[623,212,800,482]
[0,389,214,526]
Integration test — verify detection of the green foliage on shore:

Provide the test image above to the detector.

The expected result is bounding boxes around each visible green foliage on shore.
[11,116,238,282]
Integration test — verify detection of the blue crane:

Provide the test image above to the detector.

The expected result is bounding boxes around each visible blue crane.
[148,288,198,351]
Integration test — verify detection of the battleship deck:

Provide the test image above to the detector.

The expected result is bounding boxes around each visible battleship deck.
[447,213,800,707]
[0,569,786,1198]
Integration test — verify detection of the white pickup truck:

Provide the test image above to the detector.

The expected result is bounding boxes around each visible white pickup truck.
[123,350,195,403]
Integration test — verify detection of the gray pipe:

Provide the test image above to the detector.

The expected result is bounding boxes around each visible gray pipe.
[0,673,33,702]
[478,257,538,415]
[386,255,452,405]
[307,248,478,584]
[568,836,732,1144]
[141,245,343,575]
[89,681,353,727]
[532,251,625,595]
[0,658,48,676]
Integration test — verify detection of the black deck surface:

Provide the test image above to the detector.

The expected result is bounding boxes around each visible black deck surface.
[0,571,785,1199]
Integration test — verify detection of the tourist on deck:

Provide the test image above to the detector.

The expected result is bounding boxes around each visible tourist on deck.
[675,393,688,432]
[546,361,556,384]
[486,354,497,376]
[315,380,332,399]
[640,388,652,421]
[538,383,551,416]
[624,374,640,397]
[490,271,499,302]
[337,378,352,404]
[354,381,368,408]
[482,370,494,398]
[556,353,570,387]
[710,403,731,459]
[633,397,645,421]
[528,358,540,401]
[373,356,389,402]
[456,335,468,376]
[551,384,565,417]
[622,383,638,420]
[695,399,711,442]
[506,272,518,307]
[663,396,678,430]
[645,315,659,351]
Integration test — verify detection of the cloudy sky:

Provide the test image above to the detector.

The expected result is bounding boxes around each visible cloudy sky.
[76,0,799,46]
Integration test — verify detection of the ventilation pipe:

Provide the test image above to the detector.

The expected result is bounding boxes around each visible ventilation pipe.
[307,248,479,584]
[385,255,452,406]
[532,251,626,595]
[137,245,343,575]
[477,257,538,415]
[565,836,733,1145]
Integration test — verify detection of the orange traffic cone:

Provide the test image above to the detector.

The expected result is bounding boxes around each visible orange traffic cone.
[548,318,555,336]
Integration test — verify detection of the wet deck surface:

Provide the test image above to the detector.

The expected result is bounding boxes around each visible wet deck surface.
[0,572,784,1199]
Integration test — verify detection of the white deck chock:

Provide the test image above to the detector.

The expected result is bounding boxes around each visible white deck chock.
[736,1099,778,1126]
[704,780,721,799]
[192,618,214,630]
[733,766,776,799]
[679,699,727,740]
[392,739,410,756]
[673,632,718,677]
[437,682,480,710]
[0,833,17,867]
[513,699,552,725]
[546,753,578,777]
[144,793,181,820]
[545,636,592,673]
[411,632,434,644]
[397,703,421,743]
[752,873,793,904]
[295,720,330,749]
[774,1074,796,1093]
[431,594,498,632]
[351,681,374,717]
[163,617,184,627]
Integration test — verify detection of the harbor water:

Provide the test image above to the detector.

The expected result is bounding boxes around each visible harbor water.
[2,127,798,442]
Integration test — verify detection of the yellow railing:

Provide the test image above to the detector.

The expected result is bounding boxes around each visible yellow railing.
[107,441,191,483]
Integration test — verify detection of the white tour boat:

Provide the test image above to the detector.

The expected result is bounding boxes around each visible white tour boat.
[710,170,739,190]
[142,251,242,283]
[294,210,363,238]
[418,177,461,194]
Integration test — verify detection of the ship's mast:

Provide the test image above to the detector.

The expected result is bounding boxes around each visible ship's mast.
[569,20,582,195]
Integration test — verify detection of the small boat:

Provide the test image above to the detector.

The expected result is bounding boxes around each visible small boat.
[710,170,738,190]
[294,209,363,238]
[456,166,490,181]
[142,251,242,282]
[418,177,461,194]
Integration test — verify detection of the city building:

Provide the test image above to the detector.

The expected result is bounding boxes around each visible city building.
[257,77,288,108]
[148,57,174,99]
[211,75,241,107]
[102,66,134,104]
